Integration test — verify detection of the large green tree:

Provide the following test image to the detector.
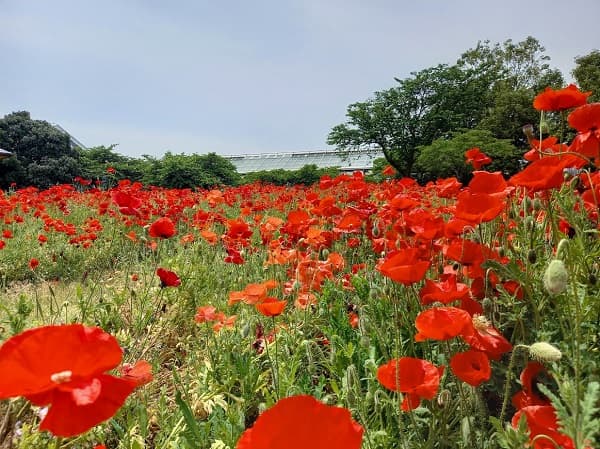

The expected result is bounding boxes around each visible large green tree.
[0,111,82,189]
[572,50,600,102]
[143,152,240,189]
[329,37,564,175]
[328,64,493,176]
[458,37,564,147]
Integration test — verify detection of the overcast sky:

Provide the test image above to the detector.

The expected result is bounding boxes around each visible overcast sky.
[1,0,599,158]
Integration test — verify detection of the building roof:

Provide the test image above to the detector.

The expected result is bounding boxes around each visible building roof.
[52,123,87,150]
[224,148,384,174]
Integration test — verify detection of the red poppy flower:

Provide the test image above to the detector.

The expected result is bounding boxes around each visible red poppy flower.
[156,268,181,287]
[533,84,590,111]
[450,349,491,387]
[509,155,587,192]
[236,395,363,449]
[512,362,550,409]
[377,248,430,285]
[0,324,137,437]
[148,217,176,239]
[382,165,396,176]
[464,147,492,170]
[28,258,40,270]
[419,274,470,305]
[111,191,142,217]
[512,405,576,449]
[468,171,511,197]
[255,297,287,317]
[568,102,600,160]
[414,306,472,342]
[377,357,444,411]
[454,191,505,224]
[460,315,512,360]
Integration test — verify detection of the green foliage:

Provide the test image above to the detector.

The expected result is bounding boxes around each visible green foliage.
[328,63,492,176]
[458,37,564,148]
[573,49,600,102]
[0,111,81,189]
[414,129,520,183]
[242,164,339,186]
[330,36,564,175]
[142,152,240,189]
[538,380,600,448]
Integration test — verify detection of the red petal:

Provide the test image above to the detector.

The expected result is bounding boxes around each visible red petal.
[0,325,123,398]
[39,374,136,437]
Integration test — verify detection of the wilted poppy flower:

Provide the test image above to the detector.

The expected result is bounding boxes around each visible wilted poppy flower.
[378,248,430,285]
[414,306,472,342]
[156,268,181,287]
[236,395,363,449]
[195,305,217,323]
[377,357,444,411]
[464,147,492,170]
[0,324,137,437]
[533,84,591,111]
[255,297,287,317]
[450,349,491,387]
[120,360,153,387]
[148,217,176,239]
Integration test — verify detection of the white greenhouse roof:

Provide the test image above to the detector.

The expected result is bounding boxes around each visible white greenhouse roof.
[225,149,384,174]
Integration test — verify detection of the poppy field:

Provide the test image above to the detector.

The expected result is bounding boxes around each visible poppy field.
[0,88,600,449]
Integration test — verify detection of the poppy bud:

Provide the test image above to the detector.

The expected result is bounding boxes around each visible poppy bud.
[528,342,562,362]
[532,198,543,211]
[437,389,451,408]
[555,238,569,260]
[522,124,535,144]
[371,220,380,238]
[543,259,569,296]
[524,216,535,231]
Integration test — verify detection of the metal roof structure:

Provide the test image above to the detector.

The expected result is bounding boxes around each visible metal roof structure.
[224,148,384,174]
[52,123,87,150]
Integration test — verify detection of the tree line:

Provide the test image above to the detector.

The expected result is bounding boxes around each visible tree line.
[328,37,600,182]
[0,113,337,189]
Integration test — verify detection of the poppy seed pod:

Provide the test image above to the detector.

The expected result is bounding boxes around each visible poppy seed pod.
[543,259,569,296]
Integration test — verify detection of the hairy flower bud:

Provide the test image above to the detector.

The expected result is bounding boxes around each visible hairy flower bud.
[529,342,562,362]
[543,259,568,295]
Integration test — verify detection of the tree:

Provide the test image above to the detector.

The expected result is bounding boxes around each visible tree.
[142,152,239,189]
[413,129,520,184]
[78,145,148,182]
[458,37,564,147]
[328,64,492,176]
[329,37,565,176]
[0,111,82,188]
[573,50,600,102]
